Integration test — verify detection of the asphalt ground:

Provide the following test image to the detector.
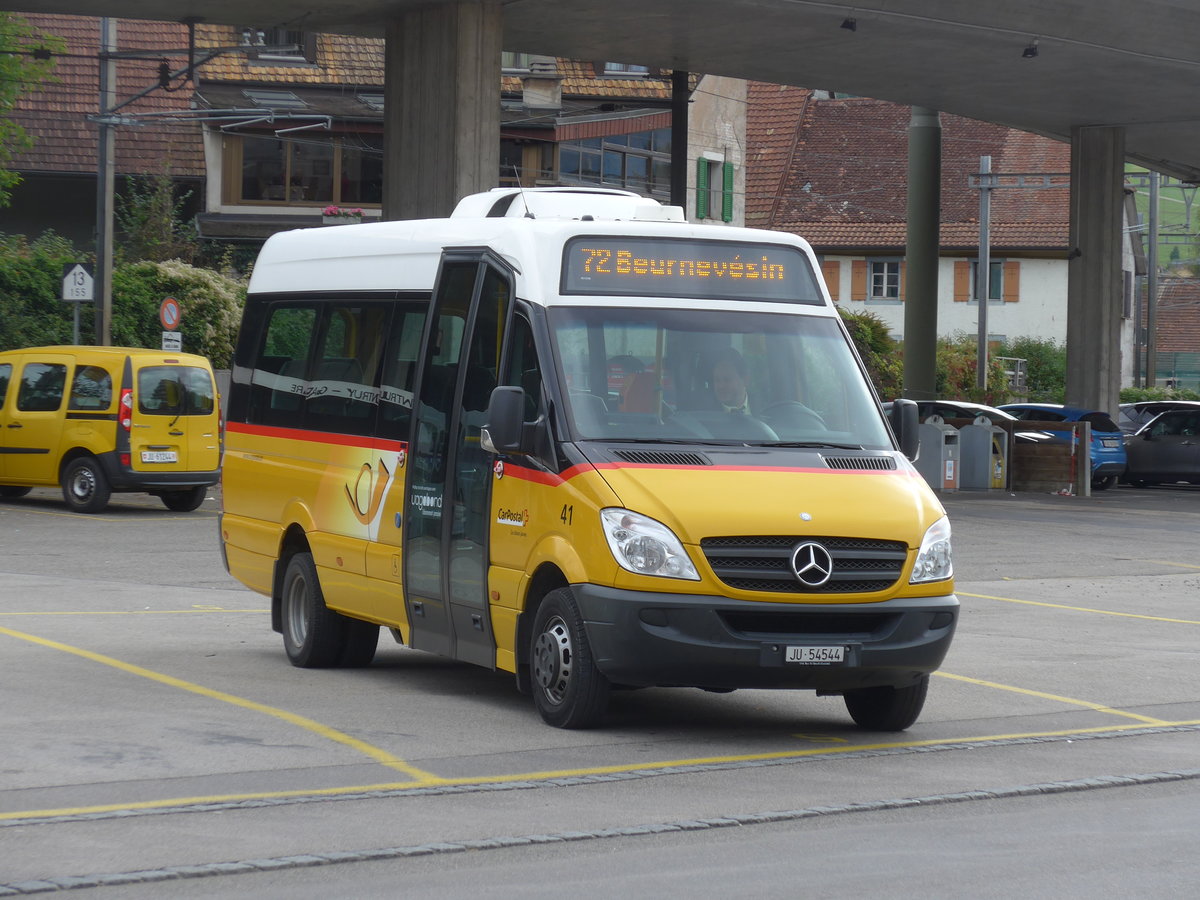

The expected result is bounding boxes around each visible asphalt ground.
[1,482,1198,895]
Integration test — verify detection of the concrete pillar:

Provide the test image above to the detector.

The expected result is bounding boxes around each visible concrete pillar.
[383,1,501,220]
[903,107,941,401]
[1066,126,1125,414]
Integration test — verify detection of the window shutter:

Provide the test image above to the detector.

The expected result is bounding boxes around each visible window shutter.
[953,260,970,302]
[821,260,841,300]
[851,260,867,301]
[721,162,734,222]
[1003,260,1020,302]
[899,261,907,301]
[696,159,709,219]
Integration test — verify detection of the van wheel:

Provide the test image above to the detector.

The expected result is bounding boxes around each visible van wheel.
[844,675,929,731]
[0,486,32,499]
[161,486,208,512]
[62,458,111,513]
[280,552,377,668]
[530,588,610,729]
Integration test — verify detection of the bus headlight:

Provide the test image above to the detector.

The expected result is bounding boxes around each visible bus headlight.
[910,515,953,583]
[600,508,699,580]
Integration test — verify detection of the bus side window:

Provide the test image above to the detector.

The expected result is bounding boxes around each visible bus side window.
[504,315,541,420]
[251,306,316,426]
[378,305,425,441]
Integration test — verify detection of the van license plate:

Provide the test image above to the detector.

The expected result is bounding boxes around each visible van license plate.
[141,451,178,463]
[785,645,845,664]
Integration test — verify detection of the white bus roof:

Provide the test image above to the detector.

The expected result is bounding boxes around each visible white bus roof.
[247,188,826,309]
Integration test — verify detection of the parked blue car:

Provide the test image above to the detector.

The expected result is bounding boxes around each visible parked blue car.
[998,403,1127,490]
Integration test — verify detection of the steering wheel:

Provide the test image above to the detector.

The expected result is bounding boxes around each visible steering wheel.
[759,401,827,430]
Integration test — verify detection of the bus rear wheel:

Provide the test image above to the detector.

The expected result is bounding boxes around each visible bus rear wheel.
[843,675,929,731]
[160,486,208,512]
[280,552,378,668]
[530,588,610,729]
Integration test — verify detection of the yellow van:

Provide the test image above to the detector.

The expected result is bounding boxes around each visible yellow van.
[0,346,221,513]
[220,188,956,731]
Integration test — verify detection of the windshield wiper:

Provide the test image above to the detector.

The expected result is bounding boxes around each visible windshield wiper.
[754,441,865,450]
[582,437,738,446]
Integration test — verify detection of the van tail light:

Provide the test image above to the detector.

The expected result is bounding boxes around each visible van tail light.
[120,388,133,431]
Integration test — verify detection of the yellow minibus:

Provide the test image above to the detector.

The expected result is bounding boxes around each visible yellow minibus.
[219,187,955,730]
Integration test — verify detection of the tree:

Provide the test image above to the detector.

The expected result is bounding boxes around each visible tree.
[0,14,61,207]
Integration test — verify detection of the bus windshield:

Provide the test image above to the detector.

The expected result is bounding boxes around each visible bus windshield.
[549,306,893,448]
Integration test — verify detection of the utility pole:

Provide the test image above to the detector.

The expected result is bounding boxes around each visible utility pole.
[976,155,992,391]
[1146,170,1159,387]
[94,17,116,346]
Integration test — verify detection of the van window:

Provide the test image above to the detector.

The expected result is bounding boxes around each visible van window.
[378,305,426,441]
[69,365,114,410]
[17,363,67,412]
[0,363,10,406]
[137,366,216,416]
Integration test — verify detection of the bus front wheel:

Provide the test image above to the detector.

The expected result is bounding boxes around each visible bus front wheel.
[281,552,377,668]
[843,675,928,731]
[530,588,610,729]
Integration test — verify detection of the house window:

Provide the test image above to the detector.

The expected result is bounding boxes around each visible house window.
[502,51,531,72]
[603,62,649,76]
[869,260,902,301]
[254,28,316,63]
[559,129,671,198]
[969,259,1004,301]
[231,134,383,207]
[696,158,733,222]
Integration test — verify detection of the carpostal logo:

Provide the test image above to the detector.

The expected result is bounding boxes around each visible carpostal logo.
[496,507,530,528]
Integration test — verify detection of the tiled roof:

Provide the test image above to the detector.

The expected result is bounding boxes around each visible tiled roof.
[194,25,384,87]
[746,91,1072,252]
[9,14,204,177]
[1153,280,1200,353]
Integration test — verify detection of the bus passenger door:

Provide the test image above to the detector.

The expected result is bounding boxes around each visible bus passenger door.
[404,256,511,667]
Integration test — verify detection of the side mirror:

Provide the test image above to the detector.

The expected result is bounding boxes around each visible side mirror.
[889,398,921,461]
[481,386,528,455]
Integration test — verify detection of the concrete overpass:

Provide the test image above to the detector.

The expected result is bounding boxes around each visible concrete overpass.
[15,0,1196,410]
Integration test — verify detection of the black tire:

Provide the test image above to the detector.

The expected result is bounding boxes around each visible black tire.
[338,618,380,668]
[280,552,377,668]
[161,485,208,512]
[530,588,610,729]
[61,457,111,513]
[844,675,929,731]
[0,486,32,499]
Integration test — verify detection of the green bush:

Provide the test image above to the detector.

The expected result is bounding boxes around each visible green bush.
[0,234,245,367]
[0,232,88,348]
[838,307,902,400]
[934,334,1010,405]
[111,260,245,367]
[1119,385,1200,402]
[999,336,1066,402]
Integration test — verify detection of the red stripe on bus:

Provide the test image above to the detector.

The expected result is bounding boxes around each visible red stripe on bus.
[225,421,408,452]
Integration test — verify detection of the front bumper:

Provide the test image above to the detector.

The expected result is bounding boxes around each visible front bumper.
[572,583,958,692]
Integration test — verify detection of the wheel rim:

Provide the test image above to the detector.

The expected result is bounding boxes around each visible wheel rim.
[69,467,95,502]
[532,615,573,706]
[284,572,308,647]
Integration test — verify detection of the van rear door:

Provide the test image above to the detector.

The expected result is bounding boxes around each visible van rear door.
[130,360,219,472]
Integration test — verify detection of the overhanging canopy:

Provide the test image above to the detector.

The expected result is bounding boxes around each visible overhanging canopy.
[14,0,1200,181]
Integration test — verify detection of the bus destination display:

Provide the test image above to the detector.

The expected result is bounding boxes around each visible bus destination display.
[561,237,822,304]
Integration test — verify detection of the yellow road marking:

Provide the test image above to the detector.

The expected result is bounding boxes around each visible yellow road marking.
[934,671,1172,725]
[0,608,269,617]
[4,719,1198,824]
[960,591,1200,625]
[0,625,443,784]
[1144,559,1200,571]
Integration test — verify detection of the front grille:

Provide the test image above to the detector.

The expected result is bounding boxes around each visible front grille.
[700,535,908,594]
[721,610,895,638]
